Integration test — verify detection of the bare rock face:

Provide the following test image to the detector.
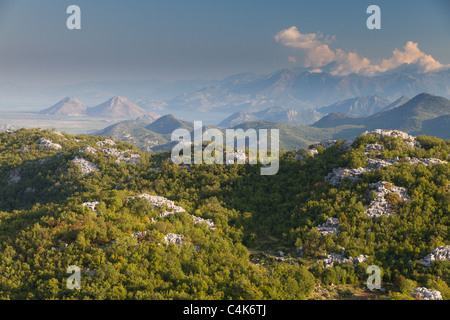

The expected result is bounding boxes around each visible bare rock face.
[362,129,420,148]
[102,148,141,165]
[134,194,215,230]
[8,168,21,185]
[79,146,97,154]
[326,158,446,187]
[82,201,100,213]
[131,231,147,239]
[365,181,411,219]
[321,252,368,268]
[412,287,443,300]
[72,157,99,176]
[192,215,216,230]
[39,138,62,151]
[135,194,186,215]
[317,217,339,235]
[420,245,450,267]
[96,139,116,147]
[364,143,384,156]
[164,233,184,247]
[325,167,368,186]
[322,253,354,268]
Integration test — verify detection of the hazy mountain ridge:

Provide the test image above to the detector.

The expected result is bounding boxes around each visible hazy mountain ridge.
[39,97,88,116]
[317,95,391,117]
[218,106,324,127]
[312,93,450,134]
[39,96,162,121]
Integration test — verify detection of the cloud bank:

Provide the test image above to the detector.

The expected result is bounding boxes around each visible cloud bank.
[275,26,449,76]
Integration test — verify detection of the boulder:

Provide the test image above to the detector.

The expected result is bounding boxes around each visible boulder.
[72,157,99,176]
[412,287,443,300]
[420,245,450,267]
[317,217,339,235]
[39,138,62,151]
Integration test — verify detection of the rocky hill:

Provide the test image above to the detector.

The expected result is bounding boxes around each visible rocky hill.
[0,127,448,300]
[87,96,148,120]
[39,97,88,116]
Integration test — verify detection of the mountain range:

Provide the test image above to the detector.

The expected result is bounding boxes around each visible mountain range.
[163,68,450,113]
[312,93,450,138]
[39,96,160,121]
[3,67,450,113]
[91,93,450,152]
[39,97,87,116]
[218,107,324,127]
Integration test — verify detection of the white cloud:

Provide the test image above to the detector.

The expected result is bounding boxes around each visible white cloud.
[275,26,335,67]
[379,41,447,73]
[287,56,297,63]
[275,26,449,76]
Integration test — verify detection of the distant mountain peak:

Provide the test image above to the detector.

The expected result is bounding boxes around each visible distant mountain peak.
[88,96,148,120]
[39,96,87,116]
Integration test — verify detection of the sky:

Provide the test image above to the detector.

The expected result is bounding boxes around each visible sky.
[0,0,449,85]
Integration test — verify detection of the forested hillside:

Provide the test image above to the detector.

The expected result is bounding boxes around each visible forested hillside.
[0,128,449,300]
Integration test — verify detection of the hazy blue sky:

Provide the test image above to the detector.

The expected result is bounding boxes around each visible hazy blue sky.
[0,0,449,85]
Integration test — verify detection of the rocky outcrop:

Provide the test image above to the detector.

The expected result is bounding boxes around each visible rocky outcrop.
[317,217,339,235]
[365,181,411,219]
[419,245,450,267]
[134,193,215,230]
[326,158,446,187]
[72,157,99,176]
[20,145,30,153]
[8,168,21,185]
[79,146,97,154]
[102,148,141,165]
[325,167,368,186]
[192,215,216,230]
[322,252,369,268]
[96,139,116,147]
[412,287,443,300]
[131,231,147,239]
[362,129,420,148]
[39,138,62,151]
[295,140,354,160]
[164,233,184,247]
[364,143,384,156]
[322,253,352,268]
[135,194,186,215]
[82,201,100,213]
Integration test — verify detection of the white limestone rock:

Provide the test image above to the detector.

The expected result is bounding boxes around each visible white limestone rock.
[191,215,216,230]
[82,201,100,213]
[72,157,99,176]
[79,146,97,154]
[102,148,141,165]
[317,217,339,235]
[20,145,30,153]
[420,245,450,267]
[131,231,147,239]
[322,253,354,268]
[412,287,443,300]
[96,139,116,147]
[8,168,21,185]
[362,129,420,148]
[164,233,184,247]
[134,194,186,214]
[322,252,369,268]
[365,181,411,219]
[39,138,62,151]
[364,143,384,156]
[325,167,369,186]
